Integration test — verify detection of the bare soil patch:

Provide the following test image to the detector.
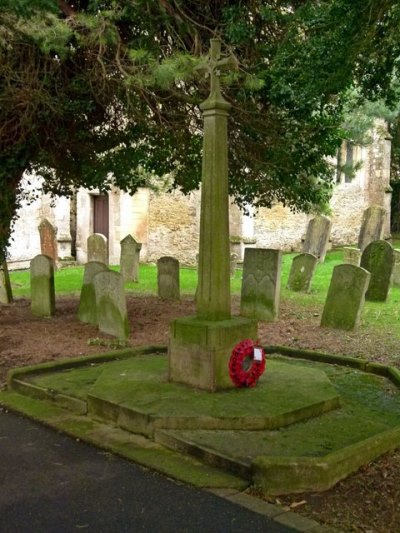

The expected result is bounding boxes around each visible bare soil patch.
[1,294,399,532]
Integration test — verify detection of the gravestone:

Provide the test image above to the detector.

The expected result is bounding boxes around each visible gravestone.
[342,247,361,266]
[120,234,142,282]
[77,261,108,324]
[93,270,129,339]
[230,253,238,277]
[0,261,13,304]
[357,206,386,252]
[169,39,257,391]
[87,233,108,265]
[360,240,394,302]
[38,219,58,270]
[302,215,332,262]
[392,249,400,288]
[157,256,180,300]
[287,253,318,293]
[321,264,370,330]
[240,248,282,321]
[30,254,55,317]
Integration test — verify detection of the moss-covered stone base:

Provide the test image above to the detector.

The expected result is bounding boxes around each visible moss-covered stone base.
[169,315,257,391]
[3,345,400,497]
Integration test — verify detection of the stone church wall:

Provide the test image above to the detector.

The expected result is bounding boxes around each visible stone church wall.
[6,122,392,269]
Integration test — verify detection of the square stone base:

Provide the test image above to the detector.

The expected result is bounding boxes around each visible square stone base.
[169,316,258,391]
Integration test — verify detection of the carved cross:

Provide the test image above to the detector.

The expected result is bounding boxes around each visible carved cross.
[198,39,238,100]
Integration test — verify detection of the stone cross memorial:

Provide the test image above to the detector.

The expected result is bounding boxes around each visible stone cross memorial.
[169,39,257,391]
[120,234,142,282]
[87,233,108,265]
[30,254,55,317]
[77,261,109,324]
[287,253,318,293]
[157,256,180,300]
[302,215,332,262]
[360,240,394,302]
[240,248,282,321]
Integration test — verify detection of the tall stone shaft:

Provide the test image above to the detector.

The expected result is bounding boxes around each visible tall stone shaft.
[196,98,232,321]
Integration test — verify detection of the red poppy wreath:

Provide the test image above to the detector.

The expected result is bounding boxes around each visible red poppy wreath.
[228,339,266,388]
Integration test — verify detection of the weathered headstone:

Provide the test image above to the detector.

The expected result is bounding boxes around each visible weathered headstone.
[392,249,400,288]
[93,270,129,339]
[357,206,386,252]
[240,248,282,321]
[360,240,394,302]
[120,234,142,282]
[321,264,370,330]
[342,247,361,266]
[287,253,318,293]
[230,252,238,277]
[169,39,256,391]
[157,256,180,300]
[77,261,108,324]
[38,219,58,270]
[87,233,108,265]
[0,261,13,304]
[302,215,332,262]
[30,254,55,317]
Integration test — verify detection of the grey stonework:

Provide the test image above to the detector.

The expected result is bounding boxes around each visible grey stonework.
[392,249,400,288]
[357,206,386,252]
[157,256,180,300]
[93,270,129,339]
[77,261,108,324]
[30,254,55,317]
[360,240,394,302]
[321,264,370,330]
[287,253,318,293]
[302,215,332,262]
[87,233,108,265]
[342,247,361,266]
[240,248,282,321]
[120,234,142,282]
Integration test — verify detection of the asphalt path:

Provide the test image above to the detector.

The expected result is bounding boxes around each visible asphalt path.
[0,410,294,533]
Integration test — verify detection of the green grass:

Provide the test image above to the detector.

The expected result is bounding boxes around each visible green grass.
[8,245,400,340]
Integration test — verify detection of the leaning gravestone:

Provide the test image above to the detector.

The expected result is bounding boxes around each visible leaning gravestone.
[240,248,282,321]
[77,261,108,324]
[30,254,55,317]
[321,264,370,330]
[287,253,318,293]
[93,270,129,339]
[157,256,180,300]
[38,218,58,270]
[342,247,361,266]
[302,215,332,262]
[120,234,142,282]
[87,233,108,265]
[357,206,386,252]
[0,261,13,304]
[392,249,400,288]
[360,240,394,302]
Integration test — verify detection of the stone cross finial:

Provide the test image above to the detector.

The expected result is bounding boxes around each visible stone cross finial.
[198,38,238,101]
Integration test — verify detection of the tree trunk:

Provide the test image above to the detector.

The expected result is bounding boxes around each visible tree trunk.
[0,168,24,263]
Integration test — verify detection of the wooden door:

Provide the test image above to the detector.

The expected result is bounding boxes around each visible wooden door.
[93,194,109,240]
